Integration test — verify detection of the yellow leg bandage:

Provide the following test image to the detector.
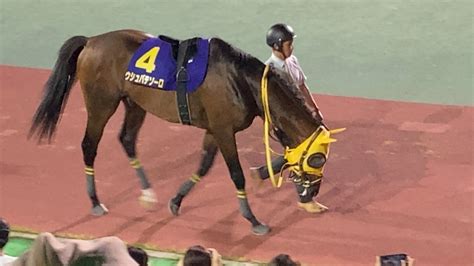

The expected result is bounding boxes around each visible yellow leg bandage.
[189,174,201,183]
[85,166,94,176]
[129,158,141,169]
[236,190,247,199]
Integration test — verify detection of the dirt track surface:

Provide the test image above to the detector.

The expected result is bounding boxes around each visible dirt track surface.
[1,66,472,265]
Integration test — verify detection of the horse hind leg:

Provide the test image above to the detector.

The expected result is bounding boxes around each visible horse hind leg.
[119,98,157,209]
[82,88,121,216]
[169,131,218,216]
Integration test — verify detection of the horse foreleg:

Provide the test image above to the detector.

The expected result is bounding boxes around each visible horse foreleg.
[119,99,156,209]
[213,130,271,235]
[169,131,218,216]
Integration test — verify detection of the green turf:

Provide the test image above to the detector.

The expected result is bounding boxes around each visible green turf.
[3,237,32,257]
[0,0,472,105]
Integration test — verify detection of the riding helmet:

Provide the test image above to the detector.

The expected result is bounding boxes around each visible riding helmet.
[266,23,296,49]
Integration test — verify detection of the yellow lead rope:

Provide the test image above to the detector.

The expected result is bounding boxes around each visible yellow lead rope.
[261,65,283,188]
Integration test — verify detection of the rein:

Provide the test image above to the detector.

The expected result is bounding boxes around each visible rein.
[261,65,282,187]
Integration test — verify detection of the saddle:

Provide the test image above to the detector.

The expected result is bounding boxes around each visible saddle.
[125,35,210,125]
[160,35,198,125]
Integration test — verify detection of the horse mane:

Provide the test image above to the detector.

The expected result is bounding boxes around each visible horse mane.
[267,67,316,120]
[209,37,262,73]
[209,37,318,124]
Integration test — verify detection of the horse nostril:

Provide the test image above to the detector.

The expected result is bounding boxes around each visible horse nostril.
[307,152,326,168]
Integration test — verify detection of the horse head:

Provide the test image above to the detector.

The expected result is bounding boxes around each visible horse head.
[260,65,345,191]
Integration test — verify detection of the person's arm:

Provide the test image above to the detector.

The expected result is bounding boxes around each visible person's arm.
[287,55,324,120]
[299,82,323,120]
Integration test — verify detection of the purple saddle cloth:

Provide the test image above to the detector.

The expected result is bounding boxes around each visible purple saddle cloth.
[125,36,209,92]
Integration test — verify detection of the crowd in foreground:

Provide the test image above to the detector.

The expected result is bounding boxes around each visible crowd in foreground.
[1,217,306,266]
[1,218,414,266]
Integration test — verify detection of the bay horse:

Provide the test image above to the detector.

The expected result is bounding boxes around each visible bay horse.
[29,29,333,235]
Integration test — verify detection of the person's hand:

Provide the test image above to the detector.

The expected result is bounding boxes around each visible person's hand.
[311,110,324,121]
[208,248,223,266]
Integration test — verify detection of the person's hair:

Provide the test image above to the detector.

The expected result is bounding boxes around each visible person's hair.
[183,245,212,266]
[127,246,148,266]
[0,218,10,249]
[268,254,300,266]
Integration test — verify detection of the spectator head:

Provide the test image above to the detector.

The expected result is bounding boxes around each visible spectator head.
[0,218,10,250]
[269,254,300,266]
[183,245,212,266]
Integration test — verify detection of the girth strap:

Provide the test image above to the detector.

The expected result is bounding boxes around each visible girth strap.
[175,38,199,125]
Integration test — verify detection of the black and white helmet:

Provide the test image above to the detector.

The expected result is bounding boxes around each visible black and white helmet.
[266,23,296,49]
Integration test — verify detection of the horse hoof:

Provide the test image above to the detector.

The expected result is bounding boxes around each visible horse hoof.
[252,223,271,235]
[91,204,109,216]
[168,198,180,216]
[139,188,158,209]
[297,201,328,214]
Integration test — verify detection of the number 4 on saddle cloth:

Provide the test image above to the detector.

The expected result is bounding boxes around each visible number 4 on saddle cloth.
[125,35,210,125]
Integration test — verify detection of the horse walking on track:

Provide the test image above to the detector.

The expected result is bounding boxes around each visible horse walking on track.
[29,29,337,235]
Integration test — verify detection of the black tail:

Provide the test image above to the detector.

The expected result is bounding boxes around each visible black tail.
[29,35,88,142]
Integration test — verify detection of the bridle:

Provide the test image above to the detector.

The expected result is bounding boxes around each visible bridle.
[260,64,345,188]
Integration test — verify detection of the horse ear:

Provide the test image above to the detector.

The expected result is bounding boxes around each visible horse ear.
[266,64,279,79]
[268,63,276,72]
[329,128,346,134]
[318,128,345,144]
[320,137,338,144]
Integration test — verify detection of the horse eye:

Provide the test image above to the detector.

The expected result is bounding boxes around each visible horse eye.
[307,153,326,168]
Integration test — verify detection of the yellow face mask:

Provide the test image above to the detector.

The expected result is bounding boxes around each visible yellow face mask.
[260,63,345,188]
[284,126,345,177]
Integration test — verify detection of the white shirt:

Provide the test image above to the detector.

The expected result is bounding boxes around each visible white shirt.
[265,53,307,86]
[265,52,323,119]
[0,254,17,265]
